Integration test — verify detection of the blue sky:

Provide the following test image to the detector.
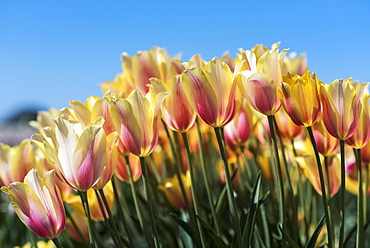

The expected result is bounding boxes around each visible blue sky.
[1,1,370,121]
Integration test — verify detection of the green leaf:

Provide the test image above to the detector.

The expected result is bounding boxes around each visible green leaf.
[215,184,228,220]
[278,225,300,248]
[197,215,228,248]
[305,215,326,248]
[170,213,201,247]
[242,172,262,247]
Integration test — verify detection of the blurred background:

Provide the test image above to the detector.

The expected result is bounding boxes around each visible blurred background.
[1,0,370,144]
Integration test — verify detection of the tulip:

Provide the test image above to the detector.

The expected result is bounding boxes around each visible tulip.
[32,117,108,191]
[274,107,303,140]
[110,89,168,157]
[313,119,339,157]
[320,78,366,141]
[0,140,36,186]
[181,57,236,127]
[115,153,142,182]
[224,99,255,151]
[66,210,89,243]
[279,71,322,127]
[239,72,281,116]
[346,93,370,149]
[320,78,367,248]
[66,182,115,221]
[150,75,196,133]
[296,154,340,196]
[158,172,192,210]
[1,169,65,240]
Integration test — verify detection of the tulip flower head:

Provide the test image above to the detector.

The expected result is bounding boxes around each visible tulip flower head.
[181,57,236,127]
[239,72,281,116]
[32,117,108,191]
[110,89,168,157]
[150,76,196,133]
[1,169,66,240]
[279,71,321,127]
[320,78,367,140]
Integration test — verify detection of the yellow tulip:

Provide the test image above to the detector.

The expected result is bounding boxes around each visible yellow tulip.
[279,71,322,127]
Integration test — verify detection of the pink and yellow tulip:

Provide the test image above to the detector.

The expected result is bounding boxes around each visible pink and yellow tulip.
[150,75,196,133]
[32,117,108,191]
[181,57,236,127]
[110,89,168,157]
[320,78,366,140]
[1,169,65,240]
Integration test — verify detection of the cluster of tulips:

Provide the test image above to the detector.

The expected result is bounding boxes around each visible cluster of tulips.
[0,43,369,248]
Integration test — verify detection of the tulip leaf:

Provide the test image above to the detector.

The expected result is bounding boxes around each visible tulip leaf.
[215,184,228,220]
[242,172,262,247]
[305,215,326,248]
[197,215,228,248]
[278,225,300,248]
[170,213,201,247]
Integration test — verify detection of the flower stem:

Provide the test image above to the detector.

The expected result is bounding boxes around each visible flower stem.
[273,116,299,243]
[161,120,193,217]
[98,188,126,248]
[266,116,285,235]
[306,126,333,248]
[181,132,207,248]
[140,156,160,248]
[52,238,64,248]
[196,120,221,235]
[111,176,135,247]
[214,126,243,247]
[79,190,96,248]
[339,140,346,248]
[124,155,154,248]
[354,148,365,248]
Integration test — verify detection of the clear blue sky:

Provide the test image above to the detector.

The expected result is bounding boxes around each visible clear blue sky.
[1,1,370,121]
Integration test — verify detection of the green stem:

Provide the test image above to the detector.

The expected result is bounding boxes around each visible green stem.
[195,120,221,235]
[52,238,64,248]
[306,126,333,248]
[111,176,135,247]
[161,120,193,217]
[365,163,369,224]
[214,126,243,247]
[140,156,160,248]
[323,156,334,243]
[273,116,299,243]
[338,140,346,248]
[79,190,96,248]
[98,188,126,248]
[181,132,206,248]
[354,148,365,248]
[124,155,154,248]
[266,116,285,234]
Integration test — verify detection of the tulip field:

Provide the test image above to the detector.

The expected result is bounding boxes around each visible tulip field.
[0,43,369,247]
